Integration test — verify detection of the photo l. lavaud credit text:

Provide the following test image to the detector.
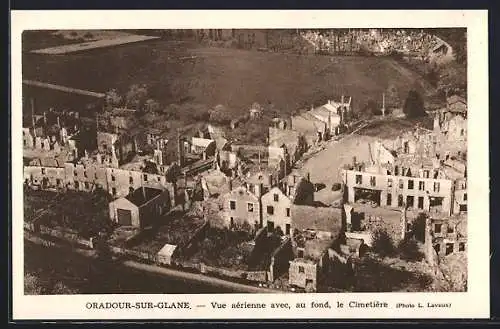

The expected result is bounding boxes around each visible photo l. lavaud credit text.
[10,9,490,320]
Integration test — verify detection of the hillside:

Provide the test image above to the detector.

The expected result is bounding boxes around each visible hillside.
[23,38,435,116]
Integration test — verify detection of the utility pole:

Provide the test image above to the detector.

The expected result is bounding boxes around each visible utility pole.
[31,97,36,137]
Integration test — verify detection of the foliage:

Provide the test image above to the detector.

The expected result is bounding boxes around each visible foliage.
[403,89,426,118]
[142,160,159,174]
[437,62,467,96]
[411,213,428,242]
[385,83,401,108]
[363,99,380,116]
[125,84,149,111]
[105,89,123,108]
[371,229,395,257]
[25,272,79,295]
[397,238,424,261]
[209,105,232,125]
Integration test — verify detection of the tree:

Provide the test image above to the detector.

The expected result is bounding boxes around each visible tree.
[437,62,467,97]
[403,89,426,118]
[125,84,149,111]
[411,213,427,243]
[397,238,424,261]
[385,84,401,108]
[105,89,122,109]
[209,105,232,124]
[371,229,395,257]
[363,99,380,116]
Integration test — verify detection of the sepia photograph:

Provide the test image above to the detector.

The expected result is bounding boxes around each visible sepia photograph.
[21,26,468,294]
[11,9,489,320]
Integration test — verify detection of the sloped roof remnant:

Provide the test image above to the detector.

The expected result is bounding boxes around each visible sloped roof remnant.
[125,186,163,207]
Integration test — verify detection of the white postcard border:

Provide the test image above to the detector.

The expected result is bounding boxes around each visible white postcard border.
[11,9,490,320]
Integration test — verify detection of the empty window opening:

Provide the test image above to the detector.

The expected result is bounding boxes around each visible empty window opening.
[445,243,454,255]
[267,221,274,231]
[429,197,444,212]
[406,195,414,209]
[418,196,424,209]
[267,206,274,215]
[408,180,414,190]
[229,200,236,210]
[434,224,442,234]
[354,188,381,206]
[355,174,362,184]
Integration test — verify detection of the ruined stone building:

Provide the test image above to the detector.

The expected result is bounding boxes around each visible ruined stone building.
[24,159,177,205]
[221,186,262,230]
[290,96,351,144]
[342,166,454,215]
[108,186,171,228]
[425,213,467,259]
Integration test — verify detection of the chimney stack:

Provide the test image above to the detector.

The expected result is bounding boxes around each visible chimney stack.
[43,111,47,125]
[341,95,344,105]
[57,116,61,128]
[307,172,311,182]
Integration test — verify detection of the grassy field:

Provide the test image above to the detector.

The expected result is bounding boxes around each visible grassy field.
[23,34,435,117]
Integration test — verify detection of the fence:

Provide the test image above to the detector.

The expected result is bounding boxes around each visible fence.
[24,221,94,249]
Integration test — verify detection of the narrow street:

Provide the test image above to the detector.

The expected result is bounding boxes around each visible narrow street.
[24,234,277,294]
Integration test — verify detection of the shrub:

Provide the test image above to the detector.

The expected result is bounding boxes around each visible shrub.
[371,229,395,257]
[397,238,424,261]
[403,89,426,118]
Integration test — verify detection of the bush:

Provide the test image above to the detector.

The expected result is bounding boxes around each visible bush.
[364,99,381,116]
[371,229,395,257]
[397,238,424,261]
[403,89,426,118]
